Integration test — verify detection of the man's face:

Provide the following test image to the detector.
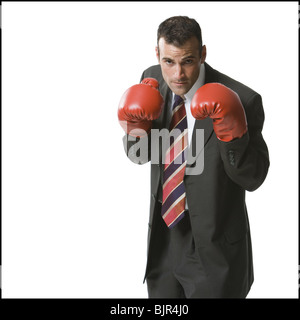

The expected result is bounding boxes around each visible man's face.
[156,37,206,96]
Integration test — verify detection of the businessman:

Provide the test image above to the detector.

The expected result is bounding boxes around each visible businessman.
[118,16,269,298]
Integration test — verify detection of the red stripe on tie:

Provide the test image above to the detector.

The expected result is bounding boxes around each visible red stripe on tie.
[164,131,188,168]
[163,196,186,227]
[162,164,186,203]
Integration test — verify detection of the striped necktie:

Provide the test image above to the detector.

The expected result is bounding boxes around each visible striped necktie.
[161,95,188,229]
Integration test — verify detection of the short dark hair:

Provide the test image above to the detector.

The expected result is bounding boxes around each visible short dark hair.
[157,16,202,53]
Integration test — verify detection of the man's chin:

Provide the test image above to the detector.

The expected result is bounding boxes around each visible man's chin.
[169,85,190,96]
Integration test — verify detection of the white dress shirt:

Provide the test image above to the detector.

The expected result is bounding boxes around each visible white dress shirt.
[171,63,206,146]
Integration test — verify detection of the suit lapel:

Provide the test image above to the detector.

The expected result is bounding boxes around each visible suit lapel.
[186,117,213,167]
[186,63,219,167]
[160,81,173,130]
[154,79,172,130]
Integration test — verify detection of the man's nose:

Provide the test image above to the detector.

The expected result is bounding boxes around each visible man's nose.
[174,64,184,79]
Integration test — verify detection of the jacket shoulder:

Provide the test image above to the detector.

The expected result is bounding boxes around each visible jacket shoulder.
[205,63,260,105]
[141,64,164,82]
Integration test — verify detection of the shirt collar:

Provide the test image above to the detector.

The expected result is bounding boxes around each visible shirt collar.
[183,63,205,102]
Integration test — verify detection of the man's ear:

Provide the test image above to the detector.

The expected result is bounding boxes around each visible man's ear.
[200,45,207,64]
[155,46,160,63]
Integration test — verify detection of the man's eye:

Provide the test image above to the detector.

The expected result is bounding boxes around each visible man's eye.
[184,59,193,64]
[165,60,173,65]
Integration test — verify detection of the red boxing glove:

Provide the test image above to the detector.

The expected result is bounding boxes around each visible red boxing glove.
[190,83,247,142]
[118,78,164,137]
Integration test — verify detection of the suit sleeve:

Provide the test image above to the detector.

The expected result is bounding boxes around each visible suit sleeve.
[218,93,270,191]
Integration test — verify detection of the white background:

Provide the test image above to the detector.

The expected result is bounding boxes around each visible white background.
[2,1,298,298]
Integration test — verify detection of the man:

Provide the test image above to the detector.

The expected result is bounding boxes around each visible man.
[118,16,269,298]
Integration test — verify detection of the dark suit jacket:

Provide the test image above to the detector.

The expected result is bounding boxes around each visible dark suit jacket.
[123,62,270,298]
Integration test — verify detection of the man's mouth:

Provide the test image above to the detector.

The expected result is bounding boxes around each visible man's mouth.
[173,81,187,85]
